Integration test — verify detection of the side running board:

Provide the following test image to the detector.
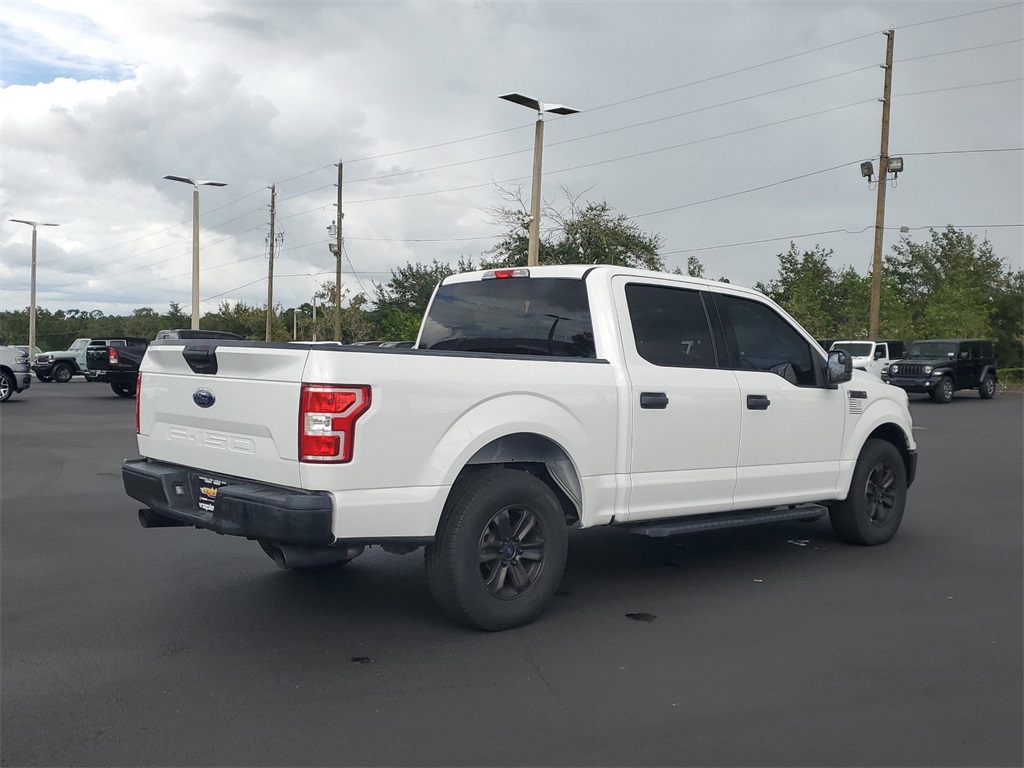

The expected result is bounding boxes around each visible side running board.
[627,504,828,538]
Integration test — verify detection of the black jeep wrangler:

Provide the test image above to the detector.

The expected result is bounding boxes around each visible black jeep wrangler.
[885,339,997,403]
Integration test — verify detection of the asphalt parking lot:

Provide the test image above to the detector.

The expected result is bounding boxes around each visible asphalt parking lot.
[2,380,1021,767]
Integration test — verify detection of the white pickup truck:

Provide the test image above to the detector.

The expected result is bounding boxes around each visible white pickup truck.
[123,265,917,630]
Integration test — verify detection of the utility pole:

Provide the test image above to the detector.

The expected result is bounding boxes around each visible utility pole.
[265,184,277,341]
[335,162,343,342]
[869,29,895,339]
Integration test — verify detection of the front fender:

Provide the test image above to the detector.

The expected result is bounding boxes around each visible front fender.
[838,396,916,495]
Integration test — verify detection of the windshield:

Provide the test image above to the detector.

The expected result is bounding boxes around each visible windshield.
[419,277,595,358]
[832,342,873,357]
[906,341,956,359]
[68,339,89,351]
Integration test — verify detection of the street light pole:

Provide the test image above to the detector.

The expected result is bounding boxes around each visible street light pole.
[10,219,59,363]
[163,175,228,329]
[499,93,580,266]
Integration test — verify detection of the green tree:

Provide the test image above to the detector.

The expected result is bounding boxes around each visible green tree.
[481,186,664,270]
[884,227,1003,339]
[371,259,472,340]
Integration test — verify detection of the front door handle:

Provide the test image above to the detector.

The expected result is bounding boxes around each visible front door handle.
[640,392,669,409]
[746,394,770,410]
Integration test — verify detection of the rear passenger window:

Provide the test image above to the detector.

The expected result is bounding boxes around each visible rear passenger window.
[625,284,716,368]
[715,294,817,386]
[419,277,595,358]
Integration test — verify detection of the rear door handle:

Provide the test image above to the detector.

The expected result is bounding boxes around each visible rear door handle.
[746,394,770,410]
[640,392,669,409]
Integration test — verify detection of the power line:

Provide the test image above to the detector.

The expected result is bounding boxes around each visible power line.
[896,2,1023,31]
[630,160,860,220]
[896,37,1023,64]
[341,65,882,188]
[660,227,874,255]
[895,77,1024,99]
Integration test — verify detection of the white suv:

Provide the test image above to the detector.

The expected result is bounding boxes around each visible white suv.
[0,344,32,402]
[830,339,905,378]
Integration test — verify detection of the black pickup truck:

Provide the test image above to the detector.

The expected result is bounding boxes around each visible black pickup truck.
[86,337,149,397]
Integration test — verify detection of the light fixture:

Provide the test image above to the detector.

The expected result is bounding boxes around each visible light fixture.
[499,92,580,266]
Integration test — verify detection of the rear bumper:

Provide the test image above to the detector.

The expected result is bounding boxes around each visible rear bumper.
[122,458,335,545]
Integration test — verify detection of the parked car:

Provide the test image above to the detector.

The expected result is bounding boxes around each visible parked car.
[32,338,132,383]
[830,339,905,378]
[885,339,997,403]
[124,265,917,630]
[0,344,32,402]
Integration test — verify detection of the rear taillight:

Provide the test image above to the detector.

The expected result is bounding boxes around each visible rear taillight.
[135,372,142,434]
[299,384,371,463]
[109,348,120,365]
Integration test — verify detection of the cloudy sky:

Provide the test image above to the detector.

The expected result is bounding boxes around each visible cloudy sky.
[2,0,1021,322]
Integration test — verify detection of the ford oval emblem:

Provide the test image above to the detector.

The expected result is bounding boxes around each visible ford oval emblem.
[193,388,216,408]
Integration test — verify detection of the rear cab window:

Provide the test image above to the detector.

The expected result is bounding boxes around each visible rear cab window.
[419,276,595,358]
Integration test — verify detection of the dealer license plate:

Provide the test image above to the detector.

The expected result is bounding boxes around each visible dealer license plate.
[196,476,229,514]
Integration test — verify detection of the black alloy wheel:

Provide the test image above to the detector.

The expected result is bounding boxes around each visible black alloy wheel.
[477,504,546,600]
[863,460,898,527]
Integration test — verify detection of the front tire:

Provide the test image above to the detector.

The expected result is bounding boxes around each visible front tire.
[0,371,14,402]
[426,468,568,631]
[978,373,996,399]
[931,376,954,403]
[52,363,74,383]
[829,439,907,545]
[36,373,52,382]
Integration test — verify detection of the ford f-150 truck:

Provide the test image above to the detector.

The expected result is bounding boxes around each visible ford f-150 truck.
[123,265,918,630]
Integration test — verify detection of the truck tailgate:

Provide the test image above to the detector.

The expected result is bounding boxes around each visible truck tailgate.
[137,343,309,488]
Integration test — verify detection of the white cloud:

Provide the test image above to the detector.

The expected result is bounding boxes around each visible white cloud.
[2,0,1021,321]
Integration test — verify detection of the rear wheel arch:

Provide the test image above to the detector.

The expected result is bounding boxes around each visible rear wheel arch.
[447,433,582,529]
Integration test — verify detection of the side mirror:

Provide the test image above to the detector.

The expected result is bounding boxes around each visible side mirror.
[826,349,853,387]
[874,347,885,359]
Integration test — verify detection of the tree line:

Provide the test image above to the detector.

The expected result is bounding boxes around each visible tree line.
[2,191,1021,367]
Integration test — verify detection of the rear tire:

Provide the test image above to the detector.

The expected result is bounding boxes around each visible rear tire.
[111,382,134,398]
[52,363,74,383]
[0,371,14,402]
[978,373,996,399]
[829,439,907,545]
[426,468,568,631]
